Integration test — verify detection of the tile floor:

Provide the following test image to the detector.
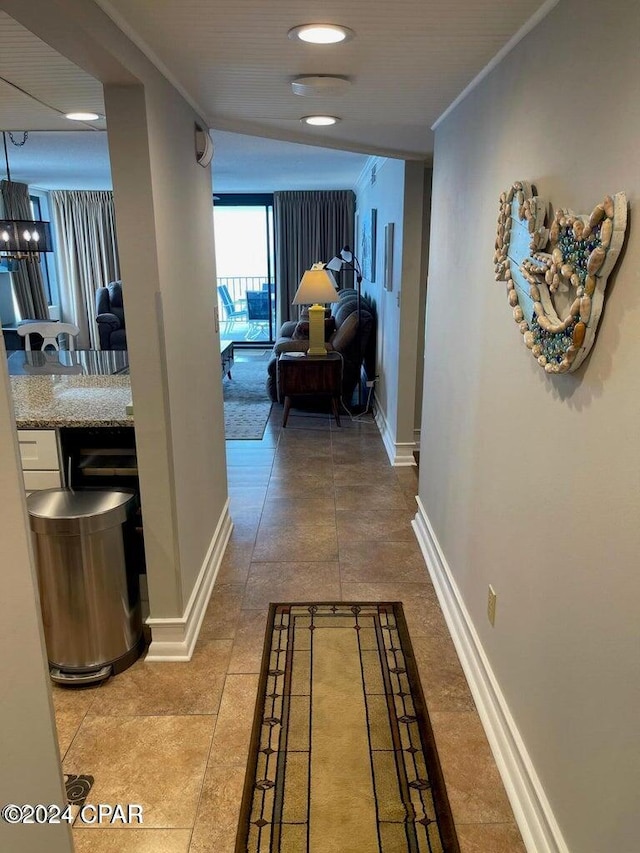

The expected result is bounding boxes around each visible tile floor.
[54,406,526,852]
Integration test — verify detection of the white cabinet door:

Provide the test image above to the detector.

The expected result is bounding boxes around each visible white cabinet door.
[18,430,60,471]
[23,470,62,491]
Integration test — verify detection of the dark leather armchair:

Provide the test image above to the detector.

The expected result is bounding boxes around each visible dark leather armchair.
[96,281,126,350]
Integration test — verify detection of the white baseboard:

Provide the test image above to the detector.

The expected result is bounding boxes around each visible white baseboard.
[373,396,417,467]
[412,498,569,853]
[145,500,233,661]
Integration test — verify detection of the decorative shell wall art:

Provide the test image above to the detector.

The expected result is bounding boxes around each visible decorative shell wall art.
[493,181,628,373]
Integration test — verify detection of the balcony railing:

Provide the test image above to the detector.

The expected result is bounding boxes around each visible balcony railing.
[216,276,276,343]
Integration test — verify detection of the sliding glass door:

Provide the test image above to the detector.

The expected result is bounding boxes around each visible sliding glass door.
[213,193,276,345]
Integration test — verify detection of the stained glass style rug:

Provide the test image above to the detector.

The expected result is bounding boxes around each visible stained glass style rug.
[236,603,460,853]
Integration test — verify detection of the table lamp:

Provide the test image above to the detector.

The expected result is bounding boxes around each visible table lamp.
[292,263,339,356]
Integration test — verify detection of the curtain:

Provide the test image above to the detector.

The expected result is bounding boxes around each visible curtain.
[274,190,355,324]
[50,190,120,349]
[0,179,49,319]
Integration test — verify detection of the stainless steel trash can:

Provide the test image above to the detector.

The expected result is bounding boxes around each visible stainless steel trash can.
[27,489,144,685]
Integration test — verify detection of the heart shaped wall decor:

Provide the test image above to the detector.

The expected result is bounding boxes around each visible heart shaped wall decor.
[494,182,627,373]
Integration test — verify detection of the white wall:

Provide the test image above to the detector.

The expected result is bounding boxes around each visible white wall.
[357,158,429,463]
[419,1,640,850]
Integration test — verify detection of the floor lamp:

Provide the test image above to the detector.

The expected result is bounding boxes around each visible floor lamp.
[326,246,364,408]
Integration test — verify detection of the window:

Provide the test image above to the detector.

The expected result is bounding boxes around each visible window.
[213,194,276,344]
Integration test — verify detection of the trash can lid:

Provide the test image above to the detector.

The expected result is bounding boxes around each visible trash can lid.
[27,489,136,535]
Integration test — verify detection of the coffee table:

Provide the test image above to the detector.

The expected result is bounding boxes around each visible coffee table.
[221,341,234,380]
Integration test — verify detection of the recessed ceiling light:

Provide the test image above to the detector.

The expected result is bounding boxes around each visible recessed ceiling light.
[301,115,340,127]
[292,76,351,97]
[65,112,101,121]
[288,24,354,45]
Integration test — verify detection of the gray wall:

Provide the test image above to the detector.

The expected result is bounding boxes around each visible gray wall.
[420,1,640,850]
[4,0,229,621]
[357,158,429,455]
[106,81,226,616]
[0,336,72,853]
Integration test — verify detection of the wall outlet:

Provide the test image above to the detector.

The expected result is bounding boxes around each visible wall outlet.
[487,585,497,627]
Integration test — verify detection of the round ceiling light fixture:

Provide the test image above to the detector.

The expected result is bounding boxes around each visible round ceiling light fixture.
[288,24,354,45]
[291,75,351,97]
[301,115,340,127]
[65,112,101,121]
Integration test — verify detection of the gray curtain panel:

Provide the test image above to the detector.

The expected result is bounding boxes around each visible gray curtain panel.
[50,190,120,349]
[274,190,355,325]
[0,179,49,320]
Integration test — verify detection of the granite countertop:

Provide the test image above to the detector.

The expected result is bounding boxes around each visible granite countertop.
[12,374,134,428]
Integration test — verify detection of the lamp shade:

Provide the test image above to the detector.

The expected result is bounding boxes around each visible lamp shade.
[292,267,339,305]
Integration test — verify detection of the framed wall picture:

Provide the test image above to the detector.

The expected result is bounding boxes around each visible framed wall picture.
[384,222,394,291]
[361,208,377,282]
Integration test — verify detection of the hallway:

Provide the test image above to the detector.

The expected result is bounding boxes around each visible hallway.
[54,410,525,852]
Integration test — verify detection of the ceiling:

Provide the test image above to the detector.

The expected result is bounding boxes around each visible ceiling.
[0,1,552,189]
[1,129,371,192]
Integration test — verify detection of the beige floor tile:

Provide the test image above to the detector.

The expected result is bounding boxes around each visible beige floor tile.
[259,495,336,523]
[209,674,259,766]
[189,764,248,853]
[279,413,332,431]
[410,633,476,713]
[55,709,87,761]
[331,442,390,462]
[430,711,515,824]
[253,521,338,562]
[63,715,215,828]
[455,822,526,852]
[339,540,430,583]
[52,683,104,759]
[394,465,419,494]
[87,640,232,716]
[278,423,333,441]
[339,582,444,637]
[244,561,341,609]
[199,583,245,641]
[265,473,335,500]
[335,483,409,511]
[227,466,273,487]
[336,509,415,544]
[73,828,191,852]
[228,609,270,673]
[226,447,276,468]
[332,461,398,486]
[228,510,262,541]
[216,538,254,583]
[228,485,267,511]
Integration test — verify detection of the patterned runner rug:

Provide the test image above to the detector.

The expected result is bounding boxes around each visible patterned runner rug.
[223,354,273,440]
[236,603,460,852]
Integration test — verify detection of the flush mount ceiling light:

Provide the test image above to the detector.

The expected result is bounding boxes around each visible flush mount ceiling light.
[301,115,340,126]
[291,75,351,97]
[288,24,354,44]
[65,112,101,121]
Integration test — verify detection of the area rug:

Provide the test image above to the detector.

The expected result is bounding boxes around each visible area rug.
[236,603,460,853]
[223,355,273,440]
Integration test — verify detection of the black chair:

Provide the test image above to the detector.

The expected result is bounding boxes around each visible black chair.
[96,281,126,350]
[245,291,270,340]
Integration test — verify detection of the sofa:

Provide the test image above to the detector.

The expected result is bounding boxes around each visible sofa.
[96,281,126,350]
[266,289,375,404]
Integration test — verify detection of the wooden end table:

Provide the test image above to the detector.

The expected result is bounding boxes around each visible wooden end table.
[278,352,343,427]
